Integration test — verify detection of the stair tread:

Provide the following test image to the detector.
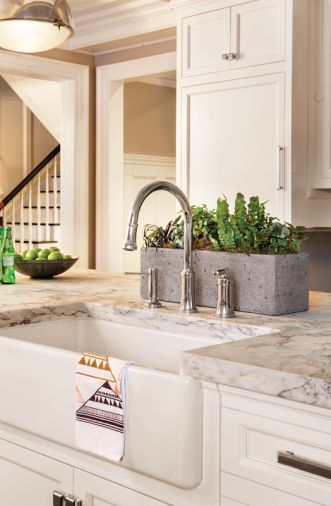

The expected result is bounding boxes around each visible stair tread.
[23,206,60,209]
[40,190,60,193]
[7,222,60,226]
[15,240,58,244]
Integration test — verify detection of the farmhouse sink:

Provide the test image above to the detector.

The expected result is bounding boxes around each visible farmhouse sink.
[0,313,273,488]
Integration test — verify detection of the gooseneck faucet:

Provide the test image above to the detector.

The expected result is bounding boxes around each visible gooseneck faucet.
[123,181,198,313]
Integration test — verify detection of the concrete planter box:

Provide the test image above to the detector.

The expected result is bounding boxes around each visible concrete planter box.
[141,248,309,316]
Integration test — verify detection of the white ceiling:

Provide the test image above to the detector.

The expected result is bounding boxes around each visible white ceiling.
[65,0,178,55]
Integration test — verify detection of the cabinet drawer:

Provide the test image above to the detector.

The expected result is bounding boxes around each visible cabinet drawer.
[221,473,324,506]
[181,8,231,78]
[221,407,331,505]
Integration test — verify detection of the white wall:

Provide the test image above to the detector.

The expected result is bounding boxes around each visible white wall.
[0,77,57,198]
[124,82,176,157]
[2,74,62,142]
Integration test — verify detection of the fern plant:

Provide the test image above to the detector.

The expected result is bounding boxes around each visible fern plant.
[143,194,306,254]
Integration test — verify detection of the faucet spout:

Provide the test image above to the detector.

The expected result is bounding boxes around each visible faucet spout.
[123,181,197,313]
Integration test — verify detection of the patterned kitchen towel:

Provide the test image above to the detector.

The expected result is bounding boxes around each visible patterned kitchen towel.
[76,352,132,462]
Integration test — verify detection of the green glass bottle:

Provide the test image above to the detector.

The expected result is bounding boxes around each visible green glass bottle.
[2,227,16,284]
[0,226,4,280]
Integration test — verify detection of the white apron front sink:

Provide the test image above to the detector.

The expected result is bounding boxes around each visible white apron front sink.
[0,314,272,489]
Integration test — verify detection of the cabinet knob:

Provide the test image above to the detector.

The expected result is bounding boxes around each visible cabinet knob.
[227,52,237,61]
[222,53,229,60]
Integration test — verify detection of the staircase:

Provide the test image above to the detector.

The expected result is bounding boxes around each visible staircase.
[0,146,61,252]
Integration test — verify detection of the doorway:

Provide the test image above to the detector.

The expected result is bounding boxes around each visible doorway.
[96,52,177,272]
[123,73,176,272]
[0,51,90,267]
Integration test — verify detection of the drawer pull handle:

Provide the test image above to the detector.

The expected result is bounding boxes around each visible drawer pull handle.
[276,146,284,190]
[53,492,64,506]
[278,451,331,480]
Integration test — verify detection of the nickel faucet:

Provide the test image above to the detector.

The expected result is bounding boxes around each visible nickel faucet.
[123,181,197,313]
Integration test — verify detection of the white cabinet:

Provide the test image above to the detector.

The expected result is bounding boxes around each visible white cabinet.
[230,0,286,70]
[182,8,231,77]
[177,0,331,226]
[74,469,170,506]
[181,73,285,217]
[220,391,331,506]
[0,437,170,506]
[0,438,73,506]
[308,0,331,190]
[181,0,286,79]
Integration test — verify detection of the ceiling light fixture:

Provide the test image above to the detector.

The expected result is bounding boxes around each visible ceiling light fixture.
[0,0,74,53]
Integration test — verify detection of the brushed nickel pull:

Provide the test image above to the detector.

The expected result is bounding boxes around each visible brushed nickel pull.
[53,492,64,506]
[276,146,284,190]
[222,53,229,60]
[227,52,237,60]
[278,451,331,480]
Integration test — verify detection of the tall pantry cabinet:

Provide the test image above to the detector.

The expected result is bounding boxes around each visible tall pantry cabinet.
[175,0,331,227]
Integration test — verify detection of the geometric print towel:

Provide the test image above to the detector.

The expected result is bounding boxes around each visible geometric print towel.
[76,352,132,462]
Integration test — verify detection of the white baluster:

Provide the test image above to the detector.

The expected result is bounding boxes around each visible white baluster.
[45,164,50,241]
[11,199,16,247]
[37,173,41,243]
[20,191,24,252]
[53,156,59,224]
[28,181,33,249]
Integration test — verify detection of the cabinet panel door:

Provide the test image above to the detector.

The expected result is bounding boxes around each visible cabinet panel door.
[182,8,231,78]
[230,0,286,69]
[0,438,73,506]
[74,469,170,506]
[181,74,285,218]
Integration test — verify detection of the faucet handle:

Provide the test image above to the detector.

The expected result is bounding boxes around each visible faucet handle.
[146,268,162,309]
[214,268,230,278]
[214,268,235,318]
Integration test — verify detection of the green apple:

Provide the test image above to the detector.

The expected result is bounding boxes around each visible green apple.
[48,251,63,261]
[25,249,38,260]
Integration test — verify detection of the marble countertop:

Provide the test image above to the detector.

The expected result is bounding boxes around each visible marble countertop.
[0,270,330,410]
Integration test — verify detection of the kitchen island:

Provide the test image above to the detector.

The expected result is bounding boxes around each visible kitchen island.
[0,270,329,506]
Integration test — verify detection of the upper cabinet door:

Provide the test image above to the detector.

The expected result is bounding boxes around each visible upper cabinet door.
[182,8,231,78]
[180,73,286,219]
[230,0,286,69]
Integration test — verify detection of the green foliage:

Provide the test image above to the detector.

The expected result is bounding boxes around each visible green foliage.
[143,194,306,255]
[168,205,219,250]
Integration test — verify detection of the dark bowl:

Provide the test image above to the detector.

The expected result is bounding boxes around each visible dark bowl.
[15,257,79,279]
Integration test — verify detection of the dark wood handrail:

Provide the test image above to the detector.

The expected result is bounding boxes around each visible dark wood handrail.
[2,145,60,207]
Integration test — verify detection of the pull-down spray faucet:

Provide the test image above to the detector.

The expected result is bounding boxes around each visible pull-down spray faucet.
[123,181,197,313]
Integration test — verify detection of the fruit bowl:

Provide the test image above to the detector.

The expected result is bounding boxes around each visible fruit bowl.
[15,257,79,279]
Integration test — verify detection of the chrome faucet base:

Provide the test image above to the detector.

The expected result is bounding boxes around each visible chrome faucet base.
[215,308,235,318]
[179,307,198,314]
[146,301,162,309]
[179,269,197,313]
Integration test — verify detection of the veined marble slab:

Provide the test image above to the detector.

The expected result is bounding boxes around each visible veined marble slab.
[0,270,330,409]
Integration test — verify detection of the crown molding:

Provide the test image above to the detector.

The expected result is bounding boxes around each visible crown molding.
[69,0,178,52]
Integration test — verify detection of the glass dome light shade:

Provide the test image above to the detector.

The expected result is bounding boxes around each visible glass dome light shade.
[0,1,74,53]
